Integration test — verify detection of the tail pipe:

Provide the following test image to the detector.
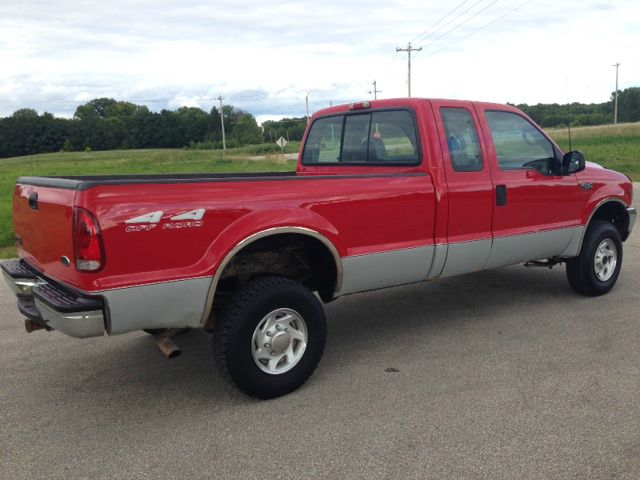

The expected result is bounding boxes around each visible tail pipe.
[25,319,46,333]
[153,329,186,359]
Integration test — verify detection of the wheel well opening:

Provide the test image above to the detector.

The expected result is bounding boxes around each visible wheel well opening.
[213,233,338,313]
[590,202,630,241]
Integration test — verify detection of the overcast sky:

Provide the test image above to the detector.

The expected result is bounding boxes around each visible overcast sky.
[1,0,638,123]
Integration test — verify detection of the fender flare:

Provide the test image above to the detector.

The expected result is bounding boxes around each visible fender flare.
[576,197,630,254]
[200,224,343,325]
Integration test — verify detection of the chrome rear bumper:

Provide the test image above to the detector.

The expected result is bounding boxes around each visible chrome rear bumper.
[34,299,104,338]
[1,259,105,338]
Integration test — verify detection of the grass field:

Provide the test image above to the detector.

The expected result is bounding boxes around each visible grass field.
[0,124,638,259]
[0,148,297,257]
[547,123,640,179]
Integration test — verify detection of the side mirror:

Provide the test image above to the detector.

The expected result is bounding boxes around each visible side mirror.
[562,151,586,175]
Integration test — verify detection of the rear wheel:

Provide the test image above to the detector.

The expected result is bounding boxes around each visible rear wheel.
[566,221,623,296]
[213,276,326,399]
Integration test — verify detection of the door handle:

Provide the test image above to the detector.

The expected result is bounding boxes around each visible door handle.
[29,192,38,210]
[496,185,507,206]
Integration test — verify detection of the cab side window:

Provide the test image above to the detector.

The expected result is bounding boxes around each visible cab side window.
[485,111,558,175]
[441,108,483,172]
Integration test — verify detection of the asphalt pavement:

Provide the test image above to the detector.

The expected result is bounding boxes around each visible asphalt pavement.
[1,189,639,479]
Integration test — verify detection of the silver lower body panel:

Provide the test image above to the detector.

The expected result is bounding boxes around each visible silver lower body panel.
[101,277,213,334]
[338,245,434,295]
[486,226,583,269]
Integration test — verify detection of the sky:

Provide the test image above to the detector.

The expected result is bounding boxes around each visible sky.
[1,0,638,123]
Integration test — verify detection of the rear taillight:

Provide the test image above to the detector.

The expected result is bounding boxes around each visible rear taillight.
[73,208,105,272]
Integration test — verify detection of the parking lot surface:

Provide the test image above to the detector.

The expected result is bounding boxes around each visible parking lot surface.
[1,190,638,479]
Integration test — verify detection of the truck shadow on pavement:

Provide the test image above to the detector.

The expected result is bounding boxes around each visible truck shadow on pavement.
[35,263,620,408]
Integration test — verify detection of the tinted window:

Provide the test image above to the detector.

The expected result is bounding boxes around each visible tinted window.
[302,110,419,165]
[368,111,419,163]
[485,111,557,175]
[301,115,343,163]
[341,114,371,162]
[441,108,483,172]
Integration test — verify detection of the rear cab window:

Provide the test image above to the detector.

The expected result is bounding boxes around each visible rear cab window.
[302,110,420,166]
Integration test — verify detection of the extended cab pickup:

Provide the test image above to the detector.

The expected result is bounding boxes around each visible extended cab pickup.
[2,98,636,398]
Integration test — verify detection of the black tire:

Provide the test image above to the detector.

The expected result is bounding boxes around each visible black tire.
[566,221,623,296]
[213,276,326,399]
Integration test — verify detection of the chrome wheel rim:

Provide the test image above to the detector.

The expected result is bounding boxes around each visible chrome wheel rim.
[251,308,308,375]
[594,238,617,282]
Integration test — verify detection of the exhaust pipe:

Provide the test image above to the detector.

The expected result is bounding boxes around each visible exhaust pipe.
[155,337,182,359]
[153,329,185,359]
[25,319,45,333]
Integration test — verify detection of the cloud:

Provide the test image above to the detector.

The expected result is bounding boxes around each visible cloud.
[0,0,638,118]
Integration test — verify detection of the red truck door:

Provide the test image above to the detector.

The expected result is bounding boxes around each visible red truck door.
[473,103,585,267]
[430,100,494,277]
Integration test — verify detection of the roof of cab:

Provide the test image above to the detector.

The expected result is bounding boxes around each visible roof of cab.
[311,97,516,119]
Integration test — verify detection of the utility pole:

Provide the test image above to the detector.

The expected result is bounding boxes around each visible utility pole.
[613,62,620,124]
[217,96,226,151]
[305,93,311,124]
[368,80,382,100]
[396,42,422,97]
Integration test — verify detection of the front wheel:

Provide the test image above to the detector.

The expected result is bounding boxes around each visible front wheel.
[213,276,326,399]
[566,221,623,296]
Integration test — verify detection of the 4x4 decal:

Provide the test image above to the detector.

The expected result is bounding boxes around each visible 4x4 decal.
[124,209,205,232]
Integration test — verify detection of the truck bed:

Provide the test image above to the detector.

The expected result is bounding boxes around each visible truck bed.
[16,171,298,190]
[14,170,435,294]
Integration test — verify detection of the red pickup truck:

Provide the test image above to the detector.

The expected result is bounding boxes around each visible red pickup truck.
[2,98,636,398]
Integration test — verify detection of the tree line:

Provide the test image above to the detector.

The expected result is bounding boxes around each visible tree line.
[1,88,637,159]
[0,98,308,159]
[514,87,640,128]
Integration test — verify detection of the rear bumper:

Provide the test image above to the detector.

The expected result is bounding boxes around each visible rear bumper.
[628,207,637,235]
[1,259,106,338]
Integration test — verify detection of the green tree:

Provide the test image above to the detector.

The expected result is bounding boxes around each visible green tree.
[74,98,119,120]
[11,108,39,119]
[231,113,262,145]
[615,87,640,122]
[176,107,209,146]
[262,117,307,143]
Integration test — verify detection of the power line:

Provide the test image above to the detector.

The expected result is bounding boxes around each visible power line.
[218,96,226,151]
[390,0,530,98]
[421,0,533,59]
[368,80,382,100]
[419,0,500,53]
[395,43,422,97]
[382,0,458,80]
[410,0,471,43]
[613,62,620,124]
[413,0,486,45]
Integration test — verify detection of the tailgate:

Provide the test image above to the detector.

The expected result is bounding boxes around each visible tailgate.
[13,183,77,283]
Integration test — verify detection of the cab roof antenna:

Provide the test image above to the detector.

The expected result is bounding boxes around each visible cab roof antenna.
[567,101,573,152]
[566,77,573,152]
